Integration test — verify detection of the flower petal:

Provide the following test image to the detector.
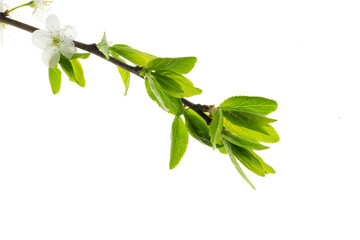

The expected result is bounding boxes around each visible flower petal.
[45,14,60,35]
[32,30,51,49]
[60,40,76,59]
[42,46,60,68]
[61,26,77,40]
[34,8,50,22]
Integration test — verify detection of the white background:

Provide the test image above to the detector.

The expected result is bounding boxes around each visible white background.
[1,0,360,239]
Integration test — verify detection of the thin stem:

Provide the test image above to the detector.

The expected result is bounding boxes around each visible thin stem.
[7,1,33,14]
[0,13,212,124]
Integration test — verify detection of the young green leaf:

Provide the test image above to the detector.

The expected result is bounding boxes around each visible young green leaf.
[219,96,278,116]
[155,70,202,97]
[222,130,269,150]
[70,59,86,87]
[110,49,130,96]
[70,53,91,60]
[59,57,86,87]
[170,116,189,169]
[223,138,256,190]
[183,109,212,147]
[97,32,110,60]
[48,66,62,94]
[209,108,223,149]
[110,44,155,66]
[223,118,279,143]
[222,110,276,134]
[117,66,130,96]
[231,145,266,177]
[145,73,184,115]
[152,72,184,98]
[147,57,197,74]
[110,51,131,96]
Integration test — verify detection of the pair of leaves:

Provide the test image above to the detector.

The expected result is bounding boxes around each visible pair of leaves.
[143,57,201,114]
[48,53,90,94]
[223,137,275,189]
[145,72,184,115]
[219,96,279,143]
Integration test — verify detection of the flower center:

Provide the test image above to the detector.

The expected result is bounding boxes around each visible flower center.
[51,36,61,48]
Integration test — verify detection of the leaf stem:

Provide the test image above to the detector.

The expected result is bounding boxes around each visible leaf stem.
[0,13,212,124]
[7,1,33,14]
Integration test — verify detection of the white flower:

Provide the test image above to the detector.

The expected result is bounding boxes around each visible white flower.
[32,14,77,68]
[31,0,52,21]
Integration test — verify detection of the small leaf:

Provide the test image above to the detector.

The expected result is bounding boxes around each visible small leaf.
[222,110,276,134]
[219,96,278,116]
[183,109,212,147]
[71,59,86,87]
[48,66,62,94]
[223,138,256,190]
[59,57,86,87]
[59,57,75,82]
[231,145,266,177]
[155,70,202,97]
[170,116,189,169]
[97,32,110,60]
[145,73,184,115]
[111,51,131,96]
[147,57,197,74]
[70,53,91,60]
[222,130,269,150]
[209,108,223,149]
[110,44,155,66]
[118,66,130,96]
[223,118,279,143]
[152,72,184,98]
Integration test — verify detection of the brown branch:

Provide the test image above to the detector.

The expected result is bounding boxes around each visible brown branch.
[0,13,212,124]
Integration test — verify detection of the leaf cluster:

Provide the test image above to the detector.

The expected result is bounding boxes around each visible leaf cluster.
[172,96,279,190]
[48,53,90,94]
[52,32,279,189]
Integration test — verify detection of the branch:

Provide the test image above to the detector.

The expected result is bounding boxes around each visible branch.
[0,13,212,124]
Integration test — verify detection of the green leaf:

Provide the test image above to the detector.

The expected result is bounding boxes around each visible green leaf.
[170,116,189,169]
[223,118,279,143]
[48,66,62,94]
[152,72,184,98]
[183,109,211,147]
[59,57,74,81]
[223,139,256,190]
[70,53,91,60]
[222,110,276,134]
[118,66,130,96]
[70,59,86,87]
[147,57,197,74]
[231,145,266,177]
[155,70,202,97]
[219,96,278,116]
[59,57,86,87]
[110,52,131,96]
[209,108,223,149]
[145,73,184,115]
[110,44,155,66]
[97,32,110,60]
[222,130,269,150]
